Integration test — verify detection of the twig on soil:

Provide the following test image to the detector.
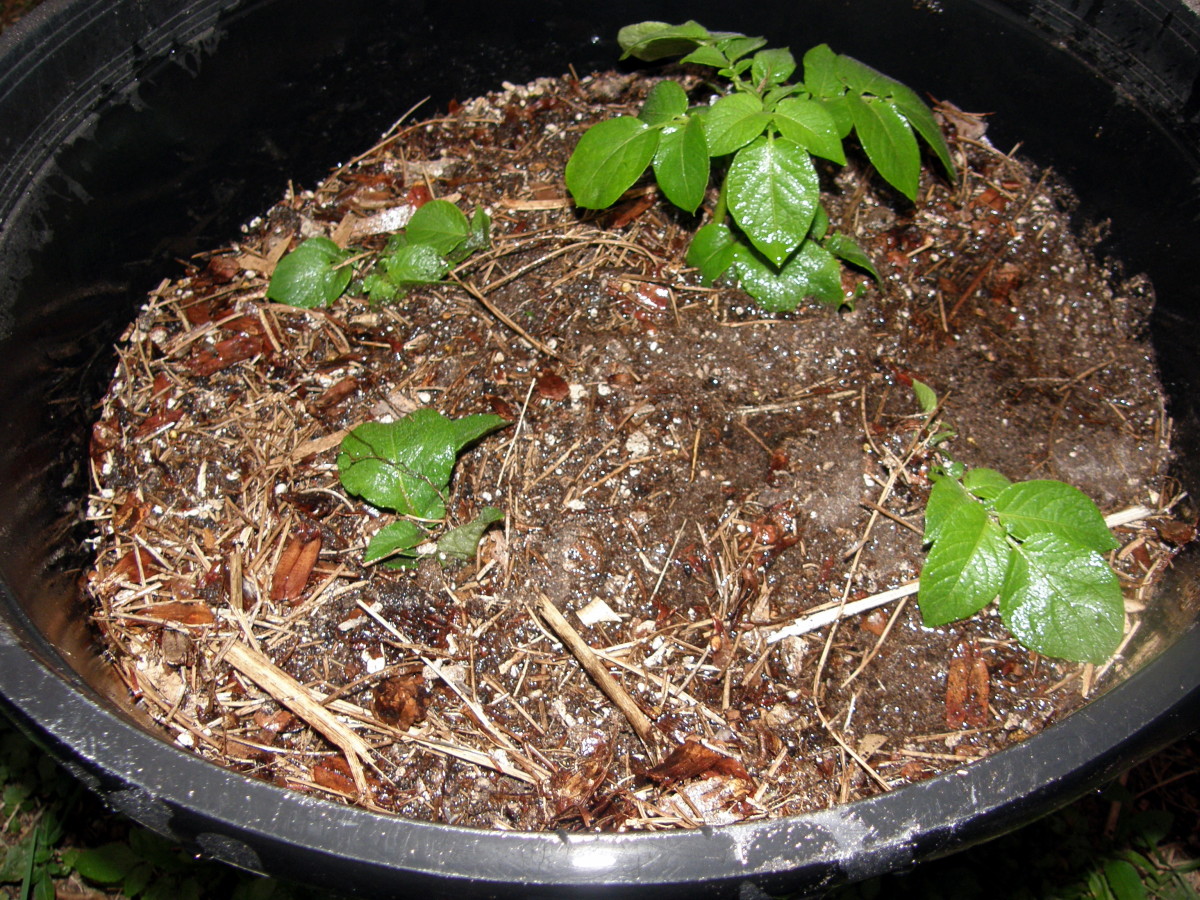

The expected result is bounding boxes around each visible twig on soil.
[324,98,432,182]
[406,734,540,783]
[815,703,892,795]
[533,592,656,748]
[1105,505,1156,529]
[586,639,727,728]
[220,639,373,795]
[525,437,583,492]
[766,581,920,644]
[450,273,562,359]
[859,499,923,535]
[498,377,537,484]
[841,596,912,689]
[354,597,550,782]
[946,168,1051,325]
[422,657,552,781]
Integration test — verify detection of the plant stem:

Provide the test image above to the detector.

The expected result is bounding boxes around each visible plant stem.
[712,178,729,226]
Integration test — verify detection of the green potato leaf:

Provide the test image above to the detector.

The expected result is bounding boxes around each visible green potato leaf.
[912,378,938,415]
[370,507,505,569]
[818,95,854,139]
[728,59,754,79]
[703,93,771,157]
[999,533,1124,663]
[617,20,713,61]
[1102,860,1146,900]
[680,45,731,68]
[810,203,830,242]
[126,829,185,870]
[361,271,400,305]
[639,80,690,126]
[715,35,767,63]
[437,506,505,562]
[403,199,471,257]
[566,116,659,209]
[772,96,846,164]
[266,237,354,309]
[751,47,796,88]
[727,236,842,311]
[726,135,820,266]
[364,519,428,567]
[67,843,141,884]
[686,222,739,285]
[763,82,806,108]
[120,864,153,899]
[888,80,957,181]
[823,231,879,280]
[962,467,1013,502]
[447,207,492,265]
[653,115,710,213]
[801,44,842,99]
[918,501,1012,626]
[993,480,1119,552]
[834,52,897,99]
[382,243,451,287]
[848,94,921,201]
[337,410,508,519]
[924,473,975,545]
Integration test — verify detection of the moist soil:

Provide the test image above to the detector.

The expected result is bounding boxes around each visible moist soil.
[85,70,1189,830]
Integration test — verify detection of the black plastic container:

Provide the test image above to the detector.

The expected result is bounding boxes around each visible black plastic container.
[0,2,1197,897]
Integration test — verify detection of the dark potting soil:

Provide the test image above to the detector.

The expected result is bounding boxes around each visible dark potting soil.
[85,71,1189,830]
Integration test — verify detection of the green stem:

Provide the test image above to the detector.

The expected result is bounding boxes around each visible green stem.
[712,177,729,225]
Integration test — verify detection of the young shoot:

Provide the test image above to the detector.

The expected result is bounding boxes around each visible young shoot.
[913,386,1123,663]
[266,199,490,308]
[337,409,508,568]
[565,20,956,313]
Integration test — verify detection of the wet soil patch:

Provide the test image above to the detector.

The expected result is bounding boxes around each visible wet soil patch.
[85,71,1189,830]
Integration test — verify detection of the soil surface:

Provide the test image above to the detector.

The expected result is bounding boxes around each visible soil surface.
[85,71,1188,830]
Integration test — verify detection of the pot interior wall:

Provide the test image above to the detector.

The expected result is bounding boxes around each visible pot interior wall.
[0,0,1196,895]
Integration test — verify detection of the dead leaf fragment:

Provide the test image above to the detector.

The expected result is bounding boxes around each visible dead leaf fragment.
[107,547,159,584]
[606,192,656,229]
[134,407,184,438]
[310,756,380,798]
[90,418,121,459]
[643,737,753,788]
[371,673,427,729]
[254,709,298,735]
[549,733,612,825]
[204,255,242,284]
[271,525,323,605]
[945,641,990,729]
[934,100,990,142]
[112,496,150,534]
[141,601,215,626]
[161,630,194,665]
[667,775,755,826]
[312,375,360,411]
[859,608,889,636]
[179,296,231,327]
[576,597,622,626]
[185,334,265,377]
[1154,518,1196,546]
[535,372,570,401]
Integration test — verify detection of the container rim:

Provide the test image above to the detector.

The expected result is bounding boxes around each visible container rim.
[1,615,1195,891]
